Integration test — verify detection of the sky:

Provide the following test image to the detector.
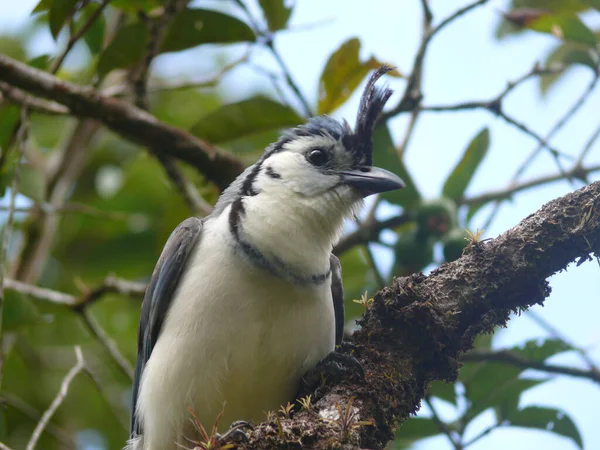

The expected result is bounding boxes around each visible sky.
[1,1,600,449]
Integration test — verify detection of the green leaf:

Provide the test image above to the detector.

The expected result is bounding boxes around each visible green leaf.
[391,417,440,449]
[462,361,523,419]
[540,42,598,95]
[494,378,547,419]
[32,0,52,13]
[509,338,571,361]
[2,291,43,331]
[97,22,149,77]
[581,0,600,10]
[110,0,163,13]
[78,4,106,55]
[372,125,421,208]
[529,13,597,47]
[0,105,20,155]
[20,163,47,201]
[190,96,301,144]
[318,37,401,114]
[161,9,255,53]
[49,0,78,39]
[442,127,490,202]
[28,54,51,70]
[340,247,372,320]
[258,0,293,31]
[506,406,583,449]
[461,338,571,421]
[428,380,456,405]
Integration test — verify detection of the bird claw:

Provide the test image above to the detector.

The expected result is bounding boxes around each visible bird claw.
[217,421,253,445]
[297,346,365,399]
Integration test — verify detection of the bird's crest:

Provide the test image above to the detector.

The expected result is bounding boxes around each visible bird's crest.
[351,65,394,166]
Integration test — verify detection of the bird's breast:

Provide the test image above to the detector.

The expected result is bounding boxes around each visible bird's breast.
[137,218,335,446]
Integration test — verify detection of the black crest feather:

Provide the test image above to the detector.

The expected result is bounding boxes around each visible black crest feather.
[353,65,394,166]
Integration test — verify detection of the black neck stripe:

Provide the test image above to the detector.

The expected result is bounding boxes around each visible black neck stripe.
[228,199,331,286]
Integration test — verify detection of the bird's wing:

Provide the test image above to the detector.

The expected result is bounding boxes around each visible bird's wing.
[130,217,203,436]
[330,254,345,346]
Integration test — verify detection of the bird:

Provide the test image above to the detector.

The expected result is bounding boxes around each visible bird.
[126,66,404,450]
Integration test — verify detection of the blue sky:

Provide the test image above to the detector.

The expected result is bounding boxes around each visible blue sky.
[2,1,600,449]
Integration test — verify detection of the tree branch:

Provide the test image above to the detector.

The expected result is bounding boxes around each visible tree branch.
[0,54,243,190]
[25,347,86,450]
[462,350,600,384]
[461,163,600,206]
[239,181,600,449]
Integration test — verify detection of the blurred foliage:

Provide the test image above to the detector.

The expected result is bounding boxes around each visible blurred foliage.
[0,0,597,449]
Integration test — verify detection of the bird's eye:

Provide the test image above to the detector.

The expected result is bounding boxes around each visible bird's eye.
[307,149,328,166]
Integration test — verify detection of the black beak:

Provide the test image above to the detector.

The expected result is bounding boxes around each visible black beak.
[338,166,405,197]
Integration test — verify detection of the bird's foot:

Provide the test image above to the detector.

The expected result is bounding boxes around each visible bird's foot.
[217,421,254,445]
[297,343,365,400]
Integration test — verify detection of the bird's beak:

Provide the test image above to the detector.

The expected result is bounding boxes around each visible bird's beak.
[338,166,405,197]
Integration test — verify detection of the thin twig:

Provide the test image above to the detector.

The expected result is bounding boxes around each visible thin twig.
[25,346,86,450]
[462,423,501,447]
[0,442,13,450]
[3,275,145,380]
[463,349,600,384]
[0,82,69,115]
[3,278,75,305]
[425,396,462,450]
[477,70,598,228]
[334,213,411,256]
[462,163,600,206]
[575,124,600,167]
[265,40,313,117]
[527,311,600,376]
[155,153,213,216]
[232,0,312,116]
[79,308,134,380]
[0,392,75,448]
[383,0,490,119]
[512,72,599,180]
[50,0,111,74]
[0,201,132,221]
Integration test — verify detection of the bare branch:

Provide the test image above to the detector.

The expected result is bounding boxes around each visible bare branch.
[334,214,411,256]
[462,164,600,206]
[383,0,490,119]
[0,442,14,450]
[79,308,135,380]
[25,347,86,450]
[512,72,599,180]
[463,349,600,384]
[232,0,312,116]
[3,279,75,305]
[0,392,75,448]
[0,82,69,115]
[576,124,600,167]
[0,54,244,190]
[4,275,145,381]
[425,396,461,449]
[0,201,132,221]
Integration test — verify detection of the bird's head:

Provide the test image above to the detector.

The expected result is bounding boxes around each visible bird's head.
[216,66,404,222]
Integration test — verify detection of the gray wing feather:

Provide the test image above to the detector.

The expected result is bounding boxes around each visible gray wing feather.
[330,254,345,346]
[130,217,203,436]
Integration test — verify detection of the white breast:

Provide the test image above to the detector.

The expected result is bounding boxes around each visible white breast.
[135,210,336,450]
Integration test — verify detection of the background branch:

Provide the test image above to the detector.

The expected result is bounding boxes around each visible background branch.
[0,55,243,190]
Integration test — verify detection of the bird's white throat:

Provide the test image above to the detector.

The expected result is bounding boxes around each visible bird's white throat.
[231,190,357,278]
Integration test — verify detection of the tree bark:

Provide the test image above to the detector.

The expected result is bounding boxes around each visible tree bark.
[240,181,600,450]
